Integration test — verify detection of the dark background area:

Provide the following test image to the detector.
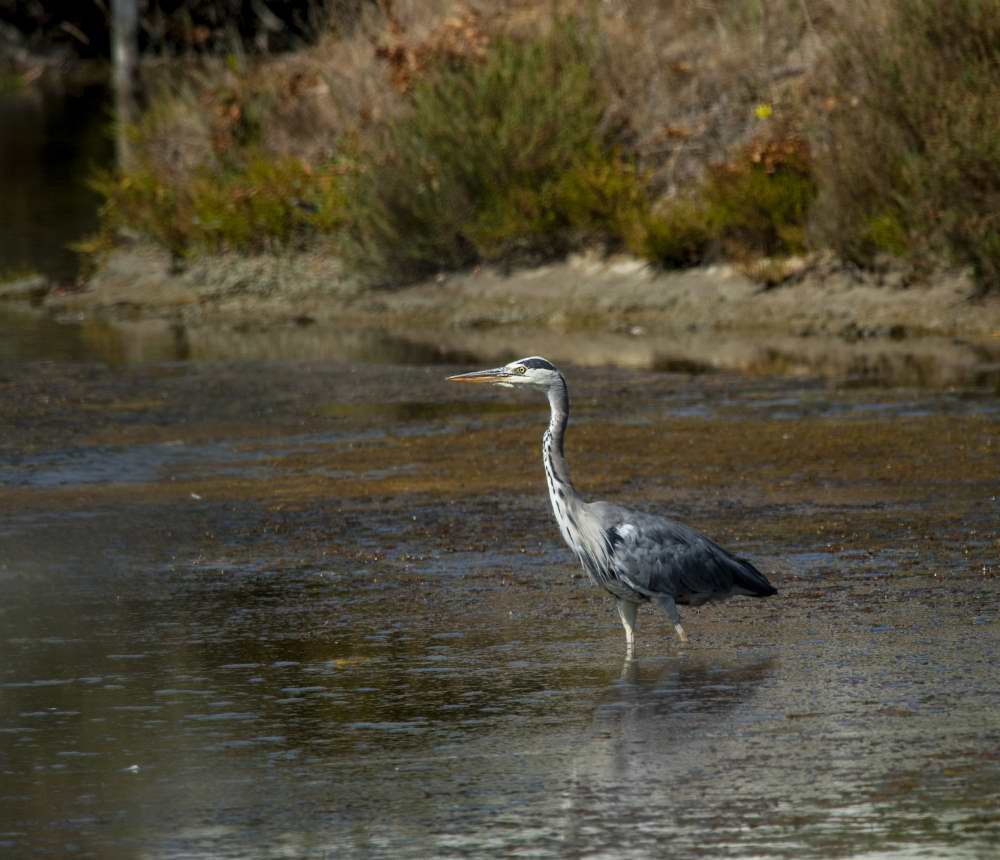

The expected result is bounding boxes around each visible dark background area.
[0,0,368,58]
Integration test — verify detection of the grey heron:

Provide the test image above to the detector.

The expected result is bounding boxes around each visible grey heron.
[448,356,777,657]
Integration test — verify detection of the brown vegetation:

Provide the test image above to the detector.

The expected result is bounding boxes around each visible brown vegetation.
[83,0,1000,293]
[813,0,1000,292]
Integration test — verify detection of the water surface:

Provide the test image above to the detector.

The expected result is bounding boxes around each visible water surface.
[1,361,998,858]
[4,302,1000,391]
[0,81,112,282]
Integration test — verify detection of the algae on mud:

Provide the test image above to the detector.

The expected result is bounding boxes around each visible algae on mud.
[0,359,998,859]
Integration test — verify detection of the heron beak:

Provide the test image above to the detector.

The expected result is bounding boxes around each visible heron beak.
[446,367,511,385]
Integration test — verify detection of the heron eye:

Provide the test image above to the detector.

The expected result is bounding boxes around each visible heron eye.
[515,366,526,375]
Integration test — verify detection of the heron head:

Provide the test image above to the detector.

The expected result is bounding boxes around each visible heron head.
[447,356,561,390]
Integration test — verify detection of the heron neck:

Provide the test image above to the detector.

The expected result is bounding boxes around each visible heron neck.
[543,376,579,501]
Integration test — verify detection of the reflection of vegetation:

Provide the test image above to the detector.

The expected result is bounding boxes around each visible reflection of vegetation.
[0,71,27,94]
[0,266,41,285]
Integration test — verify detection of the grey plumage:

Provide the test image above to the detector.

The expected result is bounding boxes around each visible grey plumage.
[598,505,775,604]
[448,356,777,657]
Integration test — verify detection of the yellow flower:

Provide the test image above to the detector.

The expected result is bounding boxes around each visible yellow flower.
[754,103,773,120]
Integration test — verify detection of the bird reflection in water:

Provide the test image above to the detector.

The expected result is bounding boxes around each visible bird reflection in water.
[553,656,777,849]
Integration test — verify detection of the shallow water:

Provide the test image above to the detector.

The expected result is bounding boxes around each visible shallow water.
[0,82,112,283]
[1,360,998,859]
[4,302,1000,389]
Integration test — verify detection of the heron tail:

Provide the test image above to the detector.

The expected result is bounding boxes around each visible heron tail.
[732,557,778,597]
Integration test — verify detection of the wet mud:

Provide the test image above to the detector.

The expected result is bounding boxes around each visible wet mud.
[1,360,998,858]
[10,243,1000,388]
[5,300,1000,391]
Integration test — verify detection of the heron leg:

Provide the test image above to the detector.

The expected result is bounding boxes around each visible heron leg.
[654,594,689,643]
[616,599,638,659]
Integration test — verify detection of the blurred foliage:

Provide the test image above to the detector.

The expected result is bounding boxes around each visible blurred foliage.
[339,16,617,282]
[639,201,715,269]
[76,1,1000,292]
[639,134,815,267]
[85,153,345,261]
[550,153,649,242]
[816,0,1000,291]
[468,148,651,261]
[0,266,42,285]
[0,0,350,58]
[704,135,816,258]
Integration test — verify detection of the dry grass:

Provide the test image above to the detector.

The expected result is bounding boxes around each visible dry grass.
[598,0,835,191]
[812,0,1000,291]
[338,14,627,281]
[85,0,1000,292]
[117,0,836,192]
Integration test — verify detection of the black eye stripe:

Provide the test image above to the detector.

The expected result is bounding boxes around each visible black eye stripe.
[520,358,554,370]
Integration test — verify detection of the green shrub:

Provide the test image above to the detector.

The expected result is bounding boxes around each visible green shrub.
[88,153,346,260]
[187,155,345,253]
[88,169,189,258]
[817,0,1000,291]
[635,134,815,268]
[638,200,714,268]
[469,148,651,260]
[703,136,816,258]
[862,212,909,258]
[340,16,616,283]
[547,151,651,249]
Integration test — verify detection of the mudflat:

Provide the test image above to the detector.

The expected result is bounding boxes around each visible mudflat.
[1,359,998,858]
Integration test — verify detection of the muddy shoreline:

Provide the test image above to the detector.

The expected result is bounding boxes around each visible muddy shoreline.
[5,245,1000,384]
[47,246,999,336]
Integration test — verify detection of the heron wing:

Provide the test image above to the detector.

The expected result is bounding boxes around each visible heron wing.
[589,502,776,604]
